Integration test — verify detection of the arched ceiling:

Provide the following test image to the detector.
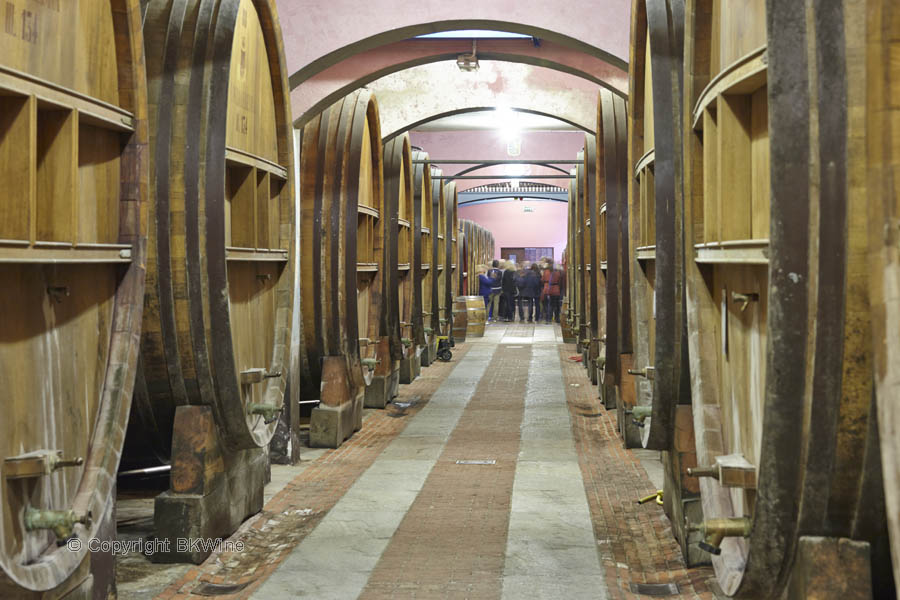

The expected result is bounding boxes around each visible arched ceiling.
[371,61,601,140]
[291,38,628,125]
[274,3,632,86]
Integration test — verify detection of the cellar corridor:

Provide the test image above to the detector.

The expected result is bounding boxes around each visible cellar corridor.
[121,325,714,599]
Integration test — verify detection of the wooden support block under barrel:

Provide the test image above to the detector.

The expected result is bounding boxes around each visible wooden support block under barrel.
[399,350,422,384]
[365,337,400,408]
[310,357,364,448]
[785,537,872,600]
[153,406,267,564]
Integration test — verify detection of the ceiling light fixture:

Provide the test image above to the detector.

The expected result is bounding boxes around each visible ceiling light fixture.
[456,39,479,72]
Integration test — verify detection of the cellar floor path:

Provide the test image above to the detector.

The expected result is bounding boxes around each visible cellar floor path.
[120,323,716,600]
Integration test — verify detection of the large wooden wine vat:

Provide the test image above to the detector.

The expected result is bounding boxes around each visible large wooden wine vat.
[574,151,588,357]
[566,173,580,340]
[682,0,891,595]
[373,133,413,402]
[444,181,459,340]
[574,146,600,376]
[582,136,605,388]
[412,149,437,366]
[626,0,702,567]
[432,168,449,338]
[128,0,296,470]
[0,0,148,594]
[595,90,630,421]
[461,219,494,297]
[299,88,384,447]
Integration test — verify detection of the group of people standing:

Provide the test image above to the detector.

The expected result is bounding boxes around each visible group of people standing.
[476,258,565,324]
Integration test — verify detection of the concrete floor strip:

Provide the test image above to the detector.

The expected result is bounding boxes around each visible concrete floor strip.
[502,343,607,599]
[251,343,496,599]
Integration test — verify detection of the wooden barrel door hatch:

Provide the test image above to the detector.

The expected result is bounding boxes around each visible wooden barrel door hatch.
[684,0,891,595]
[0,0,148,593]
[130,0,295,464]
[299,89,383,418]
[411,148,435,364]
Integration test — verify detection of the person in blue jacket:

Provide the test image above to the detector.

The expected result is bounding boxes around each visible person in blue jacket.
[477,265,494,316]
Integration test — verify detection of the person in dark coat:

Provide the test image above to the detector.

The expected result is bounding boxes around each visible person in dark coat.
[520,263,542,322]
[515,264,528,321]
[486,259,503,322]
[501,262,518,322]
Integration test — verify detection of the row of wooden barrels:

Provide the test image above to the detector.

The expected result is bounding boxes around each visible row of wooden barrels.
[296,91,495,445]
[0,0,494,595]
[563,0,900,597]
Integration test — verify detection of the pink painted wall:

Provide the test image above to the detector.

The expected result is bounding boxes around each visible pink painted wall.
[460,200,568,262]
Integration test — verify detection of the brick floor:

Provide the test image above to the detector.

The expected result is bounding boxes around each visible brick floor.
[151,332,721,600]
[155,346,470,600]
[359,344,532,600]
[557,342,718,599]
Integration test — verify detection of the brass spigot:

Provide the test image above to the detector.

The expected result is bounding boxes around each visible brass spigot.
[401,338,412,347]
[361,358,381,369]
[25,507,91,543]
[637,490,663,505]
[731,292,759,312]
[686,465,720,479]
[627,366,656,380]
[690,517,751,555]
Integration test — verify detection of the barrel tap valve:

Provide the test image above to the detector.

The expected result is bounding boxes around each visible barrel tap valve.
[240,368,281,384]
[627,366,655,380]
[731,292,759,312]
[361,358,381,369]
[25,507,91,544]
[689,517,751,555]
[624,405,652,427]
[247,402,283,423]
[686,465,720,479]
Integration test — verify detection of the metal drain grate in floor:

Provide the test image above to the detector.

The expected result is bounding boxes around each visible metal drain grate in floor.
[456,459,496,465]
[192,581,252,595]
[629,582,680,595]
